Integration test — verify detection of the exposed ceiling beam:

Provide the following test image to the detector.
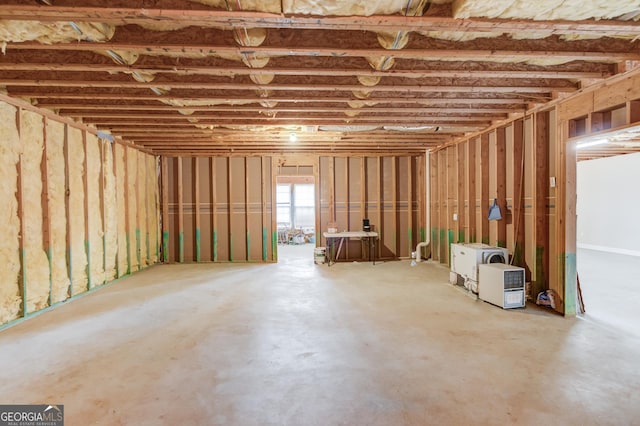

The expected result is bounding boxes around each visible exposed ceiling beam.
[7,42,637,63]
[0,62,611,80]
[1,79,573,93]
[1,6,639,37]
[44,105,517,114]
[23,94,531,104]
[82,116,491,124]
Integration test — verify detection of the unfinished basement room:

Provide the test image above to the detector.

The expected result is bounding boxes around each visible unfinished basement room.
[1,1,640,424]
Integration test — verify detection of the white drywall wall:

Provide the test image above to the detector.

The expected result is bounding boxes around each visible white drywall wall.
[577,152,640,256]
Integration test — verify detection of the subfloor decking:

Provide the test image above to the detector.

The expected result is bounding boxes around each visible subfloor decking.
[1,245,639,425]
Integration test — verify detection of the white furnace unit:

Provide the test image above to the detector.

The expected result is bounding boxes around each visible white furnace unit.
[450,243,509,293]
[478,263,526,309]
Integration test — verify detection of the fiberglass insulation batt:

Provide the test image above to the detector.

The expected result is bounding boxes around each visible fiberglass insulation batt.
[45,119,70,303]
[20,109,51,312]
[127,147,139,271]
[0,103,22,323]
[103,141,118,281]
[115,144,128,275]
[138,151,148,266]
[67,127,88,295]
[86,133,105,286]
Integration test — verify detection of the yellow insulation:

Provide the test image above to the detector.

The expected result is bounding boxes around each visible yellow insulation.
[86,133,105,286]
[115,144,128,276]
[0,20,114,44]
[161,99,256,107]
[103,141,118,281]
[233,28,268,47]
[67,127,88,295]
[0,103,22,323]
[138,151,148,266]
[45,119,70,304]
[282,0,420,15]
[453,0,640,21]
[20,110,50,313]
[190,0,282,12]
[249,74,276,85]
[127,147,139,271]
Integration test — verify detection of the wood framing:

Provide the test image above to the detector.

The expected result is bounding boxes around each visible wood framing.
[496,127,507,248]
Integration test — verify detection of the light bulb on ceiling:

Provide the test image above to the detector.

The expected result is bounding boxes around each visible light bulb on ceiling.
[289,132,297,143]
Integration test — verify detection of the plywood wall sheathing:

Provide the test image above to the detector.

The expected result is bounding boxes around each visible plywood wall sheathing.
[45,119,70,303]
[0,103,23,324]
[318,154,422,260]
[163,155,273,263]
[20,110,51,313]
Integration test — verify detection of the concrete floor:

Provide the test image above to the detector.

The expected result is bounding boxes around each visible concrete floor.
[577,248,640,339]
[1,245,640,425]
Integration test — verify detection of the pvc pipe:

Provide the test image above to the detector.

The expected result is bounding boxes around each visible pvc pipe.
[415,241,429,262]
[415,151,431,262]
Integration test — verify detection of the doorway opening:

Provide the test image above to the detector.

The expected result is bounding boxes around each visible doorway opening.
[575,144,640,337]
[276,175,316,260]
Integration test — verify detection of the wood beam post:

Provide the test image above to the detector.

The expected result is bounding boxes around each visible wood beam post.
[377,156,383,259]
[194,157,201,262]
[161,156,169,263]
[457,144,465,243]
[99,138,106,284]
[512,120,526,268]
[392,156,398,257]
[533,112,550,297]
[16,109,28,316]
[271,157,277,261]
[496,127,507,248]
[211,157,218,261]
[429,152,439,260]
[261,157,267,261]
[123,147,131,273]
[63,124,73,296]
[467,140,477,243]
[559,119,578,315]
[227,157,233,262]
[480,133,490,245]
[177,157,184,263]
[245,157,250,262]
[438,150,447,261]
[41,117,53,305]
[82,130,91,289]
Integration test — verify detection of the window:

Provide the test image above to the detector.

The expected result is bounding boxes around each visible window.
[293,184,315,229]
[276,183,315,231]
[276,184,292,228]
